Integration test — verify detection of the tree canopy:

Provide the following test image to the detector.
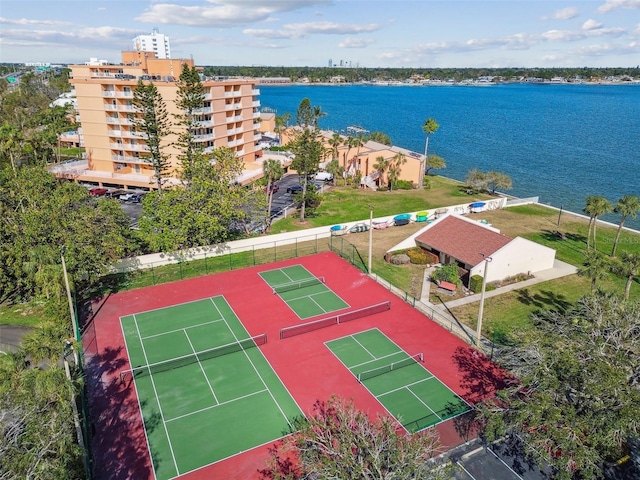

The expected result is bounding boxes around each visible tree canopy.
[480,292,640,479]
[0,166,133,302]
[259,395,452,480]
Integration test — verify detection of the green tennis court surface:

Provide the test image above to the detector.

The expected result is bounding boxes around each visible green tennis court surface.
[120,296,303,480]
[326,329,469,432]
[260,264,349,319]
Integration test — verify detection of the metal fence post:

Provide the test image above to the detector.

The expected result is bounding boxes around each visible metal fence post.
[151,264,156,285]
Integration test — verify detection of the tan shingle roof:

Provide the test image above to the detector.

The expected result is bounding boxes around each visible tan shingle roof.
[415,216,512,267]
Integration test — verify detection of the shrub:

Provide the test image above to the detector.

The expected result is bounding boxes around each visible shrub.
[431,264,460,286]
[469,274,483,293]
[422,177,432,190]
[406,247,429,265]
[394,180,413,190]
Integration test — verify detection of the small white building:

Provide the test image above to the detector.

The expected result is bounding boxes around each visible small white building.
[413,214,556,286]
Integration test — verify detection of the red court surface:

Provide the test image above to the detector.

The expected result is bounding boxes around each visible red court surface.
[82,252,508,480]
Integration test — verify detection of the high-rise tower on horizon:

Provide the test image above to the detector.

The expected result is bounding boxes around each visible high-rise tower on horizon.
[133,28,171,59]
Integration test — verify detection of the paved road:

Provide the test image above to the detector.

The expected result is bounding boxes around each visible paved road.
[0,324,33,353]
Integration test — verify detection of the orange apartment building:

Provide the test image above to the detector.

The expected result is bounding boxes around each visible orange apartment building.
[54,51,262,189]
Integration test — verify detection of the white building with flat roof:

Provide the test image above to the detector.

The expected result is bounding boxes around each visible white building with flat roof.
[133,29,171,59]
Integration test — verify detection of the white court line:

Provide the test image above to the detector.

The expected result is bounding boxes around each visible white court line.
[406,384,441,420]
[119,318,157,480]
[210,298,295,431]
[165,388,268,423]
[377,377,433,398]
[184,329,219,405]
[133,314,180,476]
[141,318,225,340]
[351,350,406,370]
[352,335,376,359]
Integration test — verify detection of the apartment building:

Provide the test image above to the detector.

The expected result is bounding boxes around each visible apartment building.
[58,51,262,189]
[133,28,171,59]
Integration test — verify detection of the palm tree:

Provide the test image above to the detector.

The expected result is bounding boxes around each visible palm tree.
[312,105,327,128]
[388,152,407,190]
[611,195,640,257]
[372,155,390,188]
[583,195,612,250]
[328,133,342,162]
[325,159,342,187]
[262,159,283,232]
[420,118,439,190]
[614,251,640,300]
[578,249,610,291]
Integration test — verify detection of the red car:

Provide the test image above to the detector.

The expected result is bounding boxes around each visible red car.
[264,183,280,193]
[89,187,108,196]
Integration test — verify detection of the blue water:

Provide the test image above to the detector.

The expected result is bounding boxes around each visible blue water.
[260,84,640,230]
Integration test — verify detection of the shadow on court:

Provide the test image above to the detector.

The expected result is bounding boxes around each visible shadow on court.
[84,346,157,480]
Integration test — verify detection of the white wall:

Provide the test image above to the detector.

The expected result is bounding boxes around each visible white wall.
[470,237,556,282]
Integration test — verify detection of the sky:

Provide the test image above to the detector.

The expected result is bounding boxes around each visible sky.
[1,0,639,68]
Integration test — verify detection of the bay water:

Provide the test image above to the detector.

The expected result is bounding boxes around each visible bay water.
[259,84,640,230]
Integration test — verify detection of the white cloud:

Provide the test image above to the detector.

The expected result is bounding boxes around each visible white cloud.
[547,7,579,20]
[0,17,73,27]
[244,21,380,39]
[135,0,332,27]
[339,37,374,48]
[583,19,603,30]
[597,0,640,13]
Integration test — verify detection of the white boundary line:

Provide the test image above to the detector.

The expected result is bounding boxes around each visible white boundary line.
[350,350,406,370]
[184,328,219,405]
[124,296,224,317]
[119,316,158,480]
[165,389,268,423]
[132,314,180,476]
[141,318,224,340]
[210,297,298,432]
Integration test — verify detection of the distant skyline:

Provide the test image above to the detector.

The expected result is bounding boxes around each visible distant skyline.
[1,0,639,68]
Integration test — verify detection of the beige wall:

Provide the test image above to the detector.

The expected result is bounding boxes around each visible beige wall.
[68,54,260,188]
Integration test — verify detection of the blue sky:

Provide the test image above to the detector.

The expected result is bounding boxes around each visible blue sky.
[1,0,639,67]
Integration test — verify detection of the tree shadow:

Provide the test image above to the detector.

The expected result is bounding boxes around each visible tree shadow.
[451,346,511,405]
[491,433,554,478]
[84,346,156,480]
[515,288,572,313]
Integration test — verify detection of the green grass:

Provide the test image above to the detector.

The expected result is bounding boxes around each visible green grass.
[270,177,492,233]
[0,301,46,327]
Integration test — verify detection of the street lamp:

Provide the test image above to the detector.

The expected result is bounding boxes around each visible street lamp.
[61,247,80,342]
[367,205,374,274]
[476,254,493,346]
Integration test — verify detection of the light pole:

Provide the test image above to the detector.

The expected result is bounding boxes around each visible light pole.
[476,254,492,346]
[367,205,374,274]
[61,247,80,342]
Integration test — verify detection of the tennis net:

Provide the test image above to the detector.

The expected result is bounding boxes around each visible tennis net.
[357,352,423,383]
[279,301,391,339]
[120,333,267,383]
[272,276,325,294]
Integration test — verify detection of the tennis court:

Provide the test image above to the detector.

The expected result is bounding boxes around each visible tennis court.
[259,264,349,319]
[119,296,303,480]
[326,328,469,432]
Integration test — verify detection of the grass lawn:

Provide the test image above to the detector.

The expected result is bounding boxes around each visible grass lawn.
[0,301,47,327]
[270,176,492,233]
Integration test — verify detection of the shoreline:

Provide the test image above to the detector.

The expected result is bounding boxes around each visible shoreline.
[258,80,640,87]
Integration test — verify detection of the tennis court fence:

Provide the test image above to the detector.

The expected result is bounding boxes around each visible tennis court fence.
[357,352,423,382]
[272,276,325,294]
[119,333,267,383]
[279,301,391,339]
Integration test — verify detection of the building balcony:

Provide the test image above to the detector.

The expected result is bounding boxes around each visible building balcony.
[102,90,133,98]
[254,134,261,141]
[252,100,261,108]
[109,130,143,139]
[111,154,152,165]
[111,142,149,152]
[193,106,213,114]
[194,133,214,141]
[228,139,239,148]
[204,93,212,100]
[196,119,214,127]
[253,112,261,119]
[252,89,260,95]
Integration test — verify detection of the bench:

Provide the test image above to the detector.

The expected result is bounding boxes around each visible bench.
[436,280,457,294]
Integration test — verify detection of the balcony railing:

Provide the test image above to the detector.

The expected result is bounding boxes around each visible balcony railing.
[110,143,149,152]
[252,100,261,108]
[194,133,214,141]
[252,89,260,95]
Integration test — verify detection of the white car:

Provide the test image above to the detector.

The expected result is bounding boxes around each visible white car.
[314,171,334,182]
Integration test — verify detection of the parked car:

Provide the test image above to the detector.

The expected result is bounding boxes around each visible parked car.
[105,189,127,199]
[119,191,138,201]
[264,183,280,194]
[286,182,317,194]
[89,187,108,196]
[130,192,147,203]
